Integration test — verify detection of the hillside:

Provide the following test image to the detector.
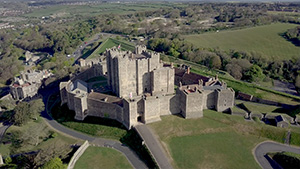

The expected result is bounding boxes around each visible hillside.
[184,23,300,61]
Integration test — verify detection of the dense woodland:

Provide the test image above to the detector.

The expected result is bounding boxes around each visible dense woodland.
[1,2,300,85]
[1,2,300,89]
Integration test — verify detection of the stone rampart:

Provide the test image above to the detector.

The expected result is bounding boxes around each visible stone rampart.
[67,140,89,169]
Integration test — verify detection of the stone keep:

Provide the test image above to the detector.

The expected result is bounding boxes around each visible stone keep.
[106,45,174,98]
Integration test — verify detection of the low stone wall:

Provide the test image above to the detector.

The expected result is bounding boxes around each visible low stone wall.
[67,140,89,169]
[237,92,296,109]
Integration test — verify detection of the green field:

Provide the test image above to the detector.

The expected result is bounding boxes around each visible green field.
[74,147,133,169]
[184,23,300,61]
[88,38,135,59]
[24,3,180,18]
[149,110,300,169]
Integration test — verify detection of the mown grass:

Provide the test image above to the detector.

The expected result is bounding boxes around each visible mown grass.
[184,23,300,61]
[74,147,133,169]
[51,103,127,140]
[149,109,300,169]
[236,100,279,113]
[88,38,135,59]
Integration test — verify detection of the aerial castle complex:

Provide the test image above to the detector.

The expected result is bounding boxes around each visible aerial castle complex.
[60,45,235,129]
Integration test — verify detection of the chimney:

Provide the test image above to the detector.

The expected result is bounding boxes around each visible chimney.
[171,62,174,68]
[187,67,190,74]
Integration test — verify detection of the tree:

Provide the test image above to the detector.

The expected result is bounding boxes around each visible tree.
[244,64,265,82]
[34,141,71,167]
[42,157,66,169]
[22,123,48,146]
[12,102,30,126]
[29,99,45,120]
[295,75,300,93]
[210,55,222,69]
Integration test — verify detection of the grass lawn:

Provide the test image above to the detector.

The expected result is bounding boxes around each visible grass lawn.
[184,23,300,61]
[236,100,279,113]
[88,38,135,59]
[51,103,127,140]
[74,146,133,169]
[149,109,300,169]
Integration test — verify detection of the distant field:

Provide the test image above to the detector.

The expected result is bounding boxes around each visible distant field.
[24,3,181,18]
[184,23,300,61]
[74,147,133,169]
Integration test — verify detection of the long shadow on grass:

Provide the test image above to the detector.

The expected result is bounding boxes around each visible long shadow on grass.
[51,103,126,130]
[51,103,158,168]
[278,33,300,47]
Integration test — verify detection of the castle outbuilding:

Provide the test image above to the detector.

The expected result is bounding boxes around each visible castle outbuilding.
[60,45,235,129]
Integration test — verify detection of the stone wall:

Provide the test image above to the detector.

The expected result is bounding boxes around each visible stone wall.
[203,90,216,109]
[60,82,68,105]
[74,95,88,120]
[215,88,235,112]
[178,89,204,118]
[67,141,89,169]
[143,97,161,123]
[71,66,101,82]
[87,97,123,122]
[151,68,174,96]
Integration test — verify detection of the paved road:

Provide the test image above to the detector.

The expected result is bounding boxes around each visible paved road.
[135,125,173,169]
[40,88,147,169]
[254,141,300,169]
[0,123,11,141]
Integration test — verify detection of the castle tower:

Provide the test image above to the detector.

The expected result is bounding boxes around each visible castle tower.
[106,46,174,98]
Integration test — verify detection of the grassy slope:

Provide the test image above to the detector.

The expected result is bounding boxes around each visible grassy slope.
[88,38,135,59]
[149,110,300,169]
[74,147,133,169]
[184,23,300,61]
[166,55,300,105]
[0,117,80,157]
[51,103,127,140]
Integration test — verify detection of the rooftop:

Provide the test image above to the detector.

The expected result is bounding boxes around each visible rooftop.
[88,92,123,106]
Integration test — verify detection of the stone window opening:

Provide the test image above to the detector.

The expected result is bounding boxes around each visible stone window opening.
[137,116,142,122]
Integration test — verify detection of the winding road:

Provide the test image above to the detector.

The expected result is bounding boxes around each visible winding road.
[254,141,300,169]
[40,87,147,169]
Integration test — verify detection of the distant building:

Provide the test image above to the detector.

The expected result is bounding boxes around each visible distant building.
[10,70,52,100]
[60,45,235,129]
[24,51,43,66]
